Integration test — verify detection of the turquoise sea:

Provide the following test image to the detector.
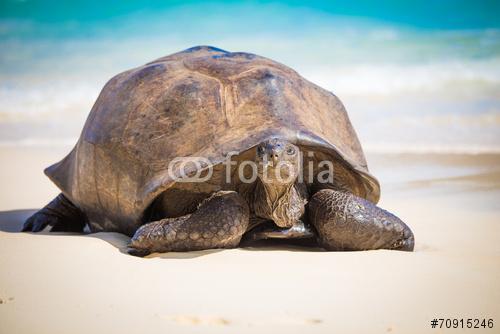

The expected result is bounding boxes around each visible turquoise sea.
[1,0,499,153]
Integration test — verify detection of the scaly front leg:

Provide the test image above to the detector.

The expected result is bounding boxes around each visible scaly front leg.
[128,191,249,256]
[308,189,414,251]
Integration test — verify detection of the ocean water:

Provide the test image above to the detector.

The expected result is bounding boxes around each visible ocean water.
[0,1,499,153]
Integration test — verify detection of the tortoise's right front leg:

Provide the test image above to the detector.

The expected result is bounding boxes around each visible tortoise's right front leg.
[128,191,249,256]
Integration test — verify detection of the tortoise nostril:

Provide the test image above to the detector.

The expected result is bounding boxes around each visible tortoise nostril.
[270,154,279,163]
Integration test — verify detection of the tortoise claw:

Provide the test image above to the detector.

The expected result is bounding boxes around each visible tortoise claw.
[126,246,151,257]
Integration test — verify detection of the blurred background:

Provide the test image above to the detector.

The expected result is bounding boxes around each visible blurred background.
[0,0,499,153]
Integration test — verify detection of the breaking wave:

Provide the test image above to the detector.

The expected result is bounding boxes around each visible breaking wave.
[0,6,499,153]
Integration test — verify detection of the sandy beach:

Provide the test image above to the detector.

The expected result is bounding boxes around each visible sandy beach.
[1,0,499,332]
[0,146,499,333]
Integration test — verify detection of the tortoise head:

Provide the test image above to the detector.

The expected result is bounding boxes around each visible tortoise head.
[255,138,301,185]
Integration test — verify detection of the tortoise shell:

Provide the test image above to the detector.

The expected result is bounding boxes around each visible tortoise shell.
[46,46,379,235]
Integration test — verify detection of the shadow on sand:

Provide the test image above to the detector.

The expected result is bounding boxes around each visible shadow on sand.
[0,209,322,259]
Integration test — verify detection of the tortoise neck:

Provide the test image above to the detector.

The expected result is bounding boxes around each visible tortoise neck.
[253,177,303,228]
[258,179,295,204]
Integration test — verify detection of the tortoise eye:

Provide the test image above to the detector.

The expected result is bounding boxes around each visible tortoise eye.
[286,147,295,155]
[257,146,265,154]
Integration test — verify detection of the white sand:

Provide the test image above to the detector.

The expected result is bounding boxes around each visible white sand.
[1,147,499,334]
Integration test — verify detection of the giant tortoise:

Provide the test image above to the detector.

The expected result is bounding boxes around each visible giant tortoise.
[23,46,414,256]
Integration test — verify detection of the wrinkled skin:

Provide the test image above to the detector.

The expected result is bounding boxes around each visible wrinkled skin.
[24,139,414,256]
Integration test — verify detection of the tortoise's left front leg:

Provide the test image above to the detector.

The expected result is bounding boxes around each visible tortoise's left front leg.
[128,191,249,256]
[308,189,414,251]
